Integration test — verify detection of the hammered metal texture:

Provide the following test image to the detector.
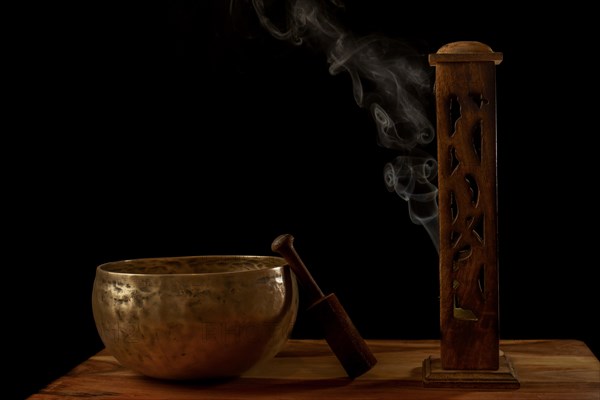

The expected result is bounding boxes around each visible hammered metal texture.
[92,255,299,380]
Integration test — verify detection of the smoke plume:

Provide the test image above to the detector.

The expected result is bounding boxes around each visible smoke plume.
[249,0,439,252]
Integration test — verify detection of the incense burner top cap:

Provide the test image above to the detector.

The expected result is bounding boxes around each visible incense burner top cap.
[436,41,494,54]
[429,41,503,65]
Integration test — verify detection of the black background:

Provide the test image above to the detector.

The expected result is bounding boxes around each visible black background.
[8,1,597,398]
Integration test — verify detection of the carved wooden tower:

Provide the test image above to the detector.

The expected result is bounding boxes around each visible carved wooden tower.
[424,41,518,388]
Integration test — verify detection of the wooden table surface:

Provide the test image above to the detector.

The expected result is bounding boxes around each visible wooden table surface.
[30,339,600,400]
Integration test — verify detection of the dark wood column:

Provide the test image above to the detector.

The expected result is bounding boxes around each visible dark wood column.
[429,41,503,370]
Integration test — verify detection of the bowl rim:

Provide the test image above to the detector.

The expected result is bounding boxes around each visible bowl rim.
[95,254,289,277]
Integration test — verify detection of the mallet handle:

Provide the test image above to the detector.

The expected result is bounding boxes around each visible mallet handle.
[271,233,324,306]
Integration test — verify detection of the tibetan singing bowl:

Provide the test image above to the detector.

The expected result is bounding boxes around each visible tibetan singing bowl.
[92,255,299,380]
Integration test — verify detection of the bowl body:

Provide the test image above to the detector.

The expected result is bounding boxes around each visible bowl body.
[92,255,298,380]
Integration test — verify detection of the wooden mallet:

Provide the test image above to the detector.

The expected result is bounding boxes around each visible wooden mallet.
[271,233,377,379]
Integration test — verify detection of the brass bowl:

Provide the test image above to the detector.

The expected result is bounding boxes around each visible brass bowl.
[92,255,298,380]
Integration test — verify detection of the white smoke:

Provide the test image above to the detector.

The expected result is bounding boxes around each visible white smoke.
[249,0,439,251]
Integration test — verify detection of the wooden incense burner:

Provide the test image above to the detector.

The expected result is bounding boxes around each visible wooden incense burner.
[425,41,519,388]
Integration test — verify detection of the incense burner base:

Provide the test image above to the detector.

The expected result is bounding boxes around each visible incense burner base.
[422,351,520,389]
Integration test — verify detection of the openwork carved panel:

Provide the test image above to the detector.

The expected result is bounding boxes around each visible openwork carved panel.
[431,44,502,370]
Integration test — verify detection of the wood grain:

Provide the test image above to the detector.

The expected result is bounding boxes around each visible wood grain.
[29,339,600,400]
[432,42,503,370]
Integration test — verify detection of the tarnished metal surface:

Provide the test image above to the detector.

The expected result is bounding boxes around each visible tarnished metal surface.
[92,255,298,380]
